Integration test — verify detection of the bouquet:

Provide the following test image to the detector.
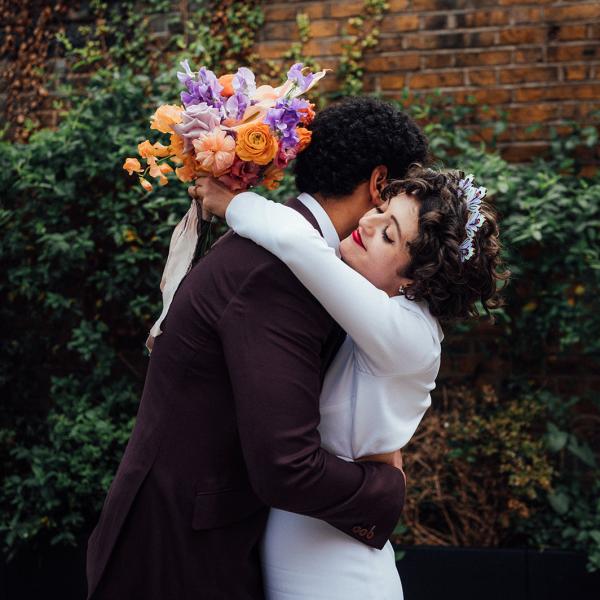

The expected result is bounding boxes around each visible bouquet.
[127,61,327,351]
[123,61,327,193]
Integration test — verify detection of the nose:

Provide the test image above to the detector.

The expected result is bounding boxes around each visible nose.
[358,211,378,238]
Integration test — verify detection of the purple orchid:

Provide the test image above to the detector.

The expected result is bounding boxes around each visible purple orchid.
[264,96,310,149]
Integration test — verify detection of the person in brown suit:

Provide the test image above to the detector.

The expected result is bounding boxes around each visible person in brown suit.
[86,96,429,599]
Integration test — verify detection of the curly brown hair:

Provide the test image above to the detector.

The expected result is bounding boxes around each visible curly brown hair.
[381,165,509,320]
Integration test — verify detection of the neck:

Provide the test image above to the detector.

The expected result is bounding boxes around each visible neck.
[313,187,371,240]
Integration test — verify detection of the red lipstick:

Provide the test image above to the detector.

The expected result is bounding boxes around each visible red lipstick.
[352,229,366,250]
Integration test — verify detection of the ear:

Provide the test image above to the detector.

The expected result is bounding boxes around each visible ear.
[368,165,389,207]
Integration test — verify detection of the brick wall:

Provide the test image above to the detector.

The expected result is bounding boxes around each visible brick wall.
[257,0,600,162]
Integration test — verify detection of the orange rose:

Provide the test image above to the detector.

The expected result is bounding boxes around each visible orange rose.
[218,73,235,97]
[262,164,285,191]
[296,127,312,152]
[150,104,183,134]
[235,123,278,166]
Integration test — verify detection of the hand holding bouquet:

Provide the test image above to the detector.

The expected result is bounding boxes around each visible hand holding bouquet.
[123,61,326,193]
[128,61,327,351]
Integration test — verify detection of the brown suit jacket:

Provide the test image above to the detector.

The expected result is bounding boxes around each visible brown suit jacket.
[86,198,406,599]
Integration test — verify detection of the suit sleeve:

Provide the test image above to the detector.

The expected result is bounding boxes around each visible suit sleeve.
[217,257,405,549]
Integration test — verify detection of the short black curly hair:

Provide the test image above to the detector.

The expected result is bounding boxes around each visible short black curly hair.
[381,166,509,321]
[294,96,428,197]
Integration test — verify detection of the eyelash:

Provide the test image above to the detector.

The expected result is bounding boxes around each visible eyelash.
[376,207,393,243]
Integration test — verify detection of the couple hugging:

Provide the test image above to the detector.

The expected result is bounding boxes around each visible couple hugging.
[87,97,505,599]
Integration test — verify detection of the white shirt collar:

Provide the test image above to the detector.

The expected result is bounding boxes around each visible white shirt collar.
[297,192,341,256]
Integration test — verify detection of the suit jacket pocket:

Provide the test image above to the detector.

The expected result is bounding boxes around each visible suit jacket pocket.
[191,486,265,530]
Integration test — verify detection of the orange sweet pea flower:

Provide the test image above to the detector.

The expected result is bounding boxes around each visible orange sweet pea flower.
[150,104,184,134]
[263,164,285,190]
[175,154,202,182]
[139,177,153,192]
[296,127,312,152]
[138,140,171,159]
[123,157,142,175]
[299,102,315,125]
[218,73,235,97]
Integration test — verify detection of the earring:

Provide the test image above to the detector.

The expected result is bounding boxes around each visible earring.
[398,285,406,295]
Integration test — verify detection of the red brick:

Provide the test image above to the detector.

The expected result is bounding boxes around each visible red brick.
[564,65,589,81]
[379,74,407,90]
[546,4,600,22]
[388,0,409,9]
[512,7,542,24]
[302,38,343,57]
[254,41,292,59]
[330,1,364,18]
[452,88,512,105]
[263,21,299,40]
[513,47,544,64]
[310,19,342,38]
[547,44,599,62]
[364,53,420,72]
[499,0,554,4]
[421,14,448,30]
[555,24,587,41]
[377,36,403,53]
[500,143,550,162]
[468,69,497,86]
[498,27,547,45]
[455,10,509,28]
[381,14,420,33]
[409,70,464,89]
[515,84,600,102]
[509,104,560,124]
[423,53,454,68]
[265,4,327,20]
[499,66,558,84]
[455,51,511,67]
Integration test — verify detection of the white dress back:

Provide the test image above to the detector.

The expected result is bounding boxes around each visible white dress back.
[226,193,443,599]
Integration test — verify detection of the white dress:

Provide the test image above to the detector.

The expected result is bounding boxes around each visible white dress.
[226,192,444,600]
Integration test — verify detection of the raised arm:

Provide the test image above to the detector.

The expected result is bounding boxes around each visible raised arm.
[226,191,438,375]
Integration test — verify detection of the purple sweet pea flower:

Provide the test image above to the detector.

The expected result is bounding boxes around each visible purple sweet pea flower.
[224,92,249,122]
[180,65,224,109]
[264,96,310,149]
[232,67,256,97]
[287,63,314,94]
[173,102,222,154]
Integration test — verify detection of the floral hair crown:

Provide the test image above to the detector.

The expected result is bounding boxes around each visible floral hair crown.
[457,174,487,262]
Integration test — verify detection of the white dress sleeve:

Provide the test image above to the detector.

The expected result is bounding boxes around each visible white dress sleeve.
[226,192,440,376]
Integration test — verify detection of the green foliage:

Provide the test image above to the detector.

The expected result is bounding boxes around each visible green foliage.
[337,0,389,96]
[0,68,187,556]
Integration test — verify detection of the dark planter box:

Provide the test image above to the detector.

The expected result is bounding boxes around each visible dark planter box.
[397,546,600,600]
[2,544,599,599]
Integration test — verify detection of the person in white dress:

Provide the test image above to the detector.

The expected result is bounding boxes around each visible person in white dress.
[196,165,505,599]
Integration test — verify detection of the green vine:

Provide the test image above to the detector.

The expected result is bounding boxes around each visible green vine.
[338,0,389,96]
